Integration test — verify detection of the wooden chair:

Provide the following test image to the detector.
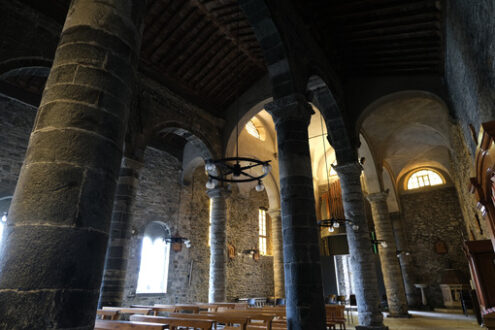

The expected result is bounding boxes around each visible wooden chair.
[97,309,120,320]
[325,305,345,330]
[130,315,214,330]
[94,319,166,329]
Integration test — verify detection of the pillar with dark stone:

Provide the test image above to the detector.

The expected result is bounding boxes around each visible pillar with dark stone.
[0,0,146,328]
[99,157,143,307]
[268,208,284,298]
[334,162,387,330]
[391,212,418,306]
[207,186,230,303]
[265,94,326,330]
[367,192,409,317]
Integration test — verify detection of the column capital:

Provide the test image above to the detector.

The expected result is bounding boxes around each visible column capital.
[267,208,281,218]
[265,93,314,125]
[333,161,362,176]
[207,186,231,199]
[366,191,389,203]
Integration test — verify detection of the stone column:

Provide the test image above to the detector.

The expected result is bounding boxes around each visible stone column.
[99,157,143,307]
[207,186,230,303]
[391,213,418,306]
[268,208,284,298]
[334,162,387,330]
[265,94,326,330]
[0,1,146,328]
[367,192,409,317]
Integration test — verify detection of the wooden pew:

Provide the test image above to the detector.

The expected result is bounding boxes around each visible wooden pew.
[102,307,152,316]
[174,304,200,313]
[130,315,214,330]
[169,312,249,330]
[202,311,275,329]
[97,309,120,320]
[94,319,166,329]
[325,305,345,330]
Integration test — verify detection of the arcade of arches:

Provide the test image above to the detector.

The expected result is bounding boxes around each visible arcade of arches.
[0,1,494,329]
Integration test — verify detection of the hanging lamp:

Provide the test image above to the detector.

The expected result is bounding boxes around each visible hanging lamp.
[205,7,271,190]
[165,178,191,252]
[315,113,359,232]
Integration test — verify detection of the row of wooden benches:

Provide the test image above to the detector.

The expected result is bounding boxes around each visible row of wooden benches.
[95,304,346,330]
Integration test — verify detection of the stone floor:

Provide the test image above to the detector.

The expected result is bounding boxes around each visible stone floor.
[347,311,481,329]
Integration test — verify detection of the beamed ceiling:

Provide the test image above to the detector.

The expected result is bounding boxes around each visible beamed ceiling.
[294,0,443,76]
[19,0,443,115]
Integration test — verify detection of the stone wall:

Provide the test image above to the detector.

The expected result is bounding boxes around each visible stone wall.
[0,94,36,198]
[123,147,273,305]
[449,124,489,241]
[399,186,469,308]
[445,0,495,155]
[226,186,273,301]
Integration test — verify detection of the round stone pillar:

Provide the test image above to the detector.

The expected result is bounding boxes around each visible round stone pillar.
[391,213,418,306]
[334,162,387,330]
[207,186,230,303]
[367,192,409,317]
[99,157,143,307]
[0,1,146,328]
[268,208,284,298]
[265,94,326,330]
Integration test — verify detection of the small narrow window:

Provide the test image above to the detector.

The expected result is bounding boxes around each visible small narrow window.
[208,199,212,246]
[136,223,171,294]
[259,208,268,255]
[0,212,6,244]
[407,169,445,190]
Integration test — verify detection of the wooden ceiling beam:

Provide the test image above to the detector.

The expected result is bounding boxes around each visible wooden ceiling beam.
[346,21,440,38]
[329,0,440,22]
[348,30,440,44]
[148,7,199,62]
[339,12,439,32]
[189,0,264,69]
[191,43,237,86]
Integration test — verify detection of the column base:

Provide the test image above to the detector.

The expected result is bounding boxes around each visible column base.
[356,326,389,330]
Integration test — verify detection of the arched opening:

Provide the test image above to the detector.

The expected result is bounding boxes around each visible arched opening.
[136,221,171,294]
[405,168,445,190]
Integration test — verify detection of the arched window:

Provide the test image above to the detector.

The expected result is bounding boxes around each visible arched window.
[407,169,445,190]
[258,208,268,255]
[136,222,171,294]
[245,118,266,141]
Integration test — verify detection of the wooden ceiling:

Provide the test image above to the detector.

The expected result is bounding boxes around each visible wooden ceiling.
[20,0,266,115]
[294,0,443,76]
[20,0,443,114]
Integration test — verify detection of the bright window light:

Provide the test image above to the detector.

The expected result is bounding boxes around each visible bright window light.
[259,208,267,255]
[136,236,170,294]
[407,169,444,190]
[0,213,6,245]
[245,120,261,140]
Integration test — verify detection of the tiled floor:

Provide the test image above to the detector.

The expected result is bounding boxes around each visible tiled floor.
[347,311,481,329]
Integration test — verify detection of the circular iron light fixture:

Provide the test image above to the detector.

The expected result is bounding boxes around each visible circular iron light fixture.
[205,157,271,189]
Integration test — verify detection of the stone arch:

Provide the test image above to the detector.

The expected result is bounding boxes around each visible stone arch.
[0,57,52,76]
[149,121,215,186]
[140,220,172,240]
[308,75,357,164]
[238,0,300,98]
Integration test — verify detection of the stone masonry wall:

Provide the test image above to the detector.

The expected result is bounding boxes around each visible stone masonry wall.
[226,185,273,301]
[445,0,495,155]
[123,148,273,305]
[0,94,36,198]
[449,124,489,241]
[400,186,469,308]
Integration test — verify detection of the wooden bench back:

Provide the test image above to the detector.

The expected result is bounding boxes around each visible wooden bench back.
[102,307,152,316]
[94,319,166,329]
[130,315,213,330]
[97,309,120,320]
